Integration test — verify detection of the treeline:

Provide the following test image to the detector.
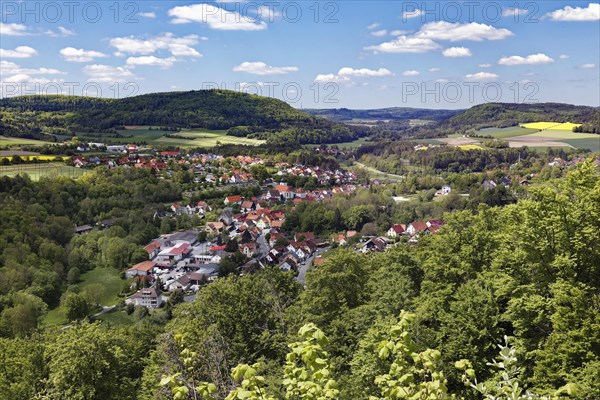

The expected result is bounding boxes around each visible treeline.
[0,168,181,338]
[0,90,363,145]
[356,140,563,174]
[448,102,600,132]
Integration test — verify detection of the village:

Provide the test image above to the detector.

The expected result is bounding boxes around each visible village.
[121,183,446,309]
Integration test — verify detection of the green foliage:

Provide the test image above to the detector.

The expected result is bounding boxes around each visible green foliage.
[0,90,361,145]
[282,323,339,399]
[60,292,89,322]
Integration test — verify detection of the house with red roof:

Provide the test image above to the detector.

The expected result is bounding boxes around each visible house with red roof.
[224,195,243,205]
[126,261,157,278]
[387,224,406,238]
[156,242,192,264]
[143,241,161,259]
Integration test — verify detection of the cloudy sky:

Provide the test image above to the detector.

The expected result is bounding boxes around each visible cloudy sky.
[1,1,599,108]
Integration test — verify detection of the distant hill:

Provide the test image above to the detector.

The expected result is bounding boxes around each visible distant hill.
[448,102,599,130]
[303,107,462,122]
[0,90,362,145]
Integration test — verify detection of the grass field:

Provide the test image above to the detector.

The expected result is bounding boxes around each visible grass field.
[0,136,56,146]
[96,309,135,326]
[154,129,265,147]
[43,268,130,327]
[0,163,86,181]
[79,268,130,306]
[79,126,265,147]
[528,130,596,140]
[411,138,447,145]
[561,138,600,152]
[475,126,539,139]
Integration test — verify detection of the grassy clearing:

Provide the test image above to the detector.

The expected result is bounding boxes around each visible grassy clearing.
[43,307,67,326]
[0,163,86,181]
[0,136,56,146]
[42,268,130,327]
[79,268,130,306]
[475,126,539,139]
[96,309,135,326]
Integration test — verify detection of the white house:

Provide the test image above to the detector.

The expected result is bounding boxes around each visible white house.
[387,224,405,238]
[128,288,164,309]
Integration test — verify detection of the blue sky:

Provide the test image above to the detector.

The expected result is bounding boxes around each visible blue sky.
[1,1,599,109]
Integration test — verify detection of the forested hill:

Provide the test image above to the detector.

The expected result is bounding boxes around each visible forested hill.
[0,90,361,144]
[303,107,461,122]
[449,102,600,129]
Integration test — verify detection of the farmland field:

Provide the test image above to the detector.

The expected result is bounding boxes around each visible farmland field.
[527,130,596,140]
[561,137,600,152]
[1,155,69,162]
[0,163,86,181]
[458,144,483,150]
[79,127,265,147]
[520,122,582,131]
[475,126,539,138]
[0,135,56,146]
[154,129,265,147]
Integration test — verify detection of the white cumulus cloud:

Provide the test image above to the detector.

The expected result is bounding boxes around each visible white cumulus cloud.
[168,4,267,30]
[139,12,156,18]
[366,35,440,53]
[60,47,108,62]
[498,53,554,65]
[0,46,37,58]
[371,30,388,37]
[502,8,529,17]
[126,56,177,69]
[315,67,392,84]
[559,54,570,60]
[442,47,472,57]
[416,21,513,41]
[82,64,135,83]
[109,33,202,57]
[546,3,599,21]
[0,23,30,36]
[464,72,499,81]
[579,63,597,69]
[402,70,420,76]
[233,61,298,75]
[0,60,63,76]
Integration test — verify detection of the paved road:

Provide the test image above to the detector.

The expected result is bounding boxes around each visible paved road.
[256,234,268,258]
[296,247,330,286]
[354,162,404,181]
